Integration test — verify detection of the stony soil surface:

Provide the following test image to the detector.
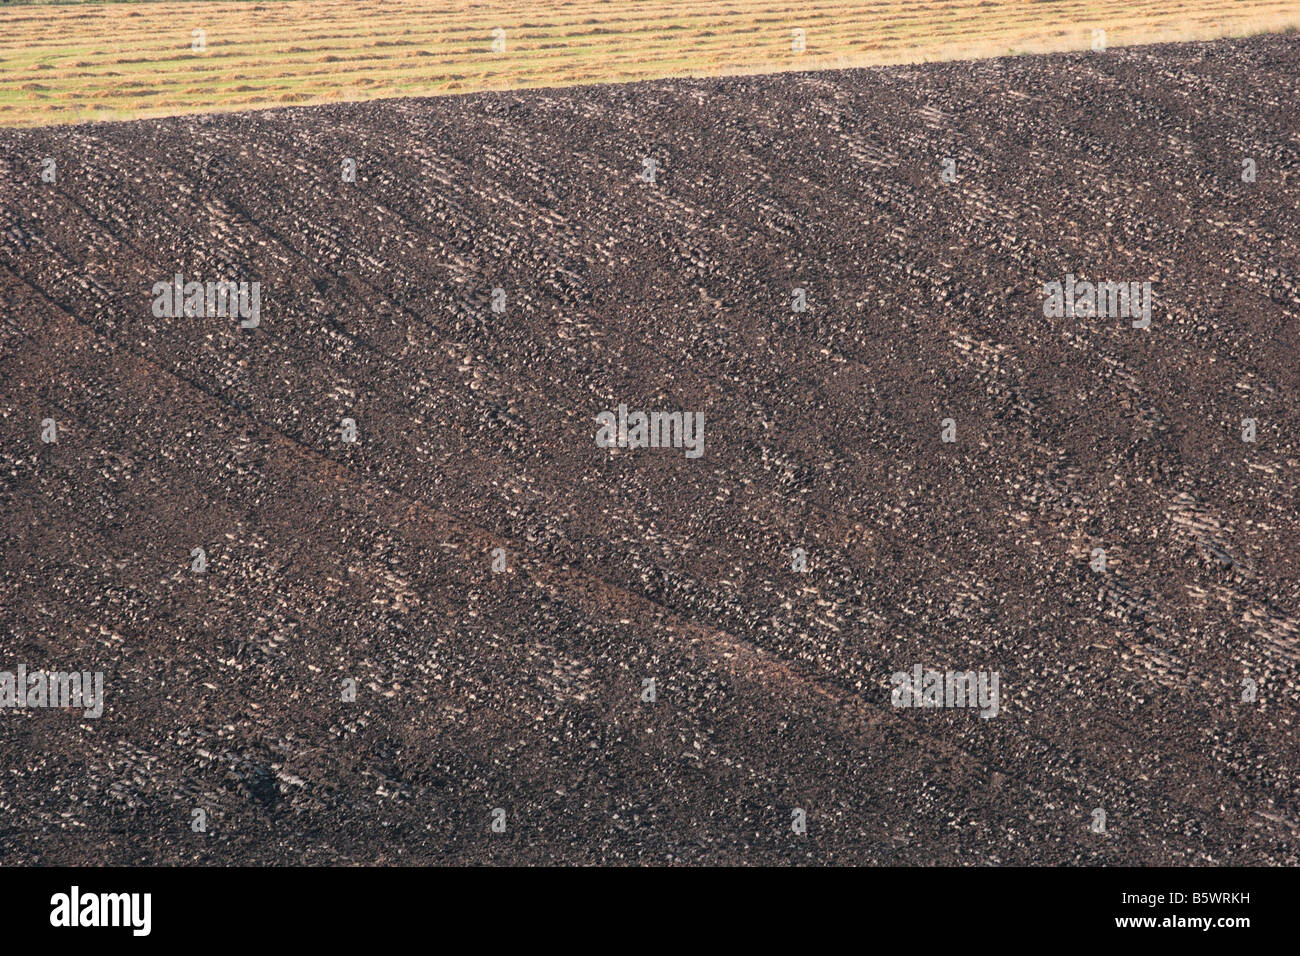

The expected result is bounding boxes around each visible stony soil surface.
[1,35,1298,865]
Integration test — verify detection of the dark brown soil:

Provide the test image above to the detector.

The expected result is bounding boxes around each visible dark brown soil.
[1,34,1298,864]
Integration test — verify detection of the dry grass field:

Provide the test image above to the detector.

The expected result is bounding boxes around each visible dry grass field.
[1,0,1298,127]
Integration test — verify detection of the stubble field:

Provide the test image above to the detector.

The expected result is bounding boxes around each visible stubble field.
[1,0,1299,127]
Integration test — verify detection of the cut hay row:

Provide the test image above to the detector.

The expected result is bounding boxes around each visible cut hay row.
[1,0,1297,125]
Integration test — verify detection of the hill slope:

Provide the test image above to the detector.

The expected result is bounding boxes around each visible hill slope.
[1,35,1299,863]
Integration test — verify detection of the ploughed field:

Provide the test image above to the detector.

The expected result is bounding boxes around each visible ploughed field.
[1,34,1299,864]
